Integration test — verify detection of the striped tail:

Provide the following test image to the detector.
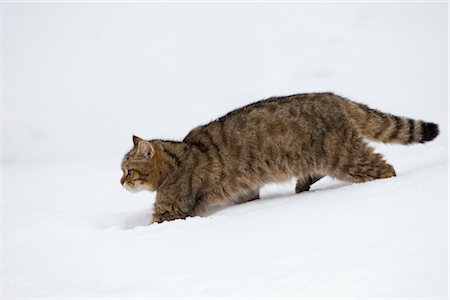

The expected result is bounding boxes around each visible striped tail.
[346,102,439,145]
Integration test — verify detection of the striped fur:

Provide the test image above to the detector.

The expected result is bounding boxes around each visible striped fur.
[344,100,439,145]
[120,93,440,223]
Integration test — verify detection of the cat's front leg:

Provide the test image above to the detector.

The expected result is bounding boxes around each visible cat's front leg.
[151,190,195,224]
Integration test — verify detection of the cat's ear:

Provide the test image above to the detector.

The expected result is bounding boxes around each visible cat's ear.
[132,135,143,146]
[136,140,155,159]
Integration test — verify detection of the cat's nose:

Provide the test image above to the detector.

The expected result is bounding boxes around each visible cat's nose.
[120,177,125,185]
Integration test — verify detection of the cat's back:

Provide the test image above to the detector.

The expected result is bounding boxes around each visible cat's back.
[183,92,345,148]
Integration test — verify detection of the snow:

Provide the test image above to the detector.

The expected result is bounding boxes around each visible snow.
[3,144,448,298]
[2,2,448,298]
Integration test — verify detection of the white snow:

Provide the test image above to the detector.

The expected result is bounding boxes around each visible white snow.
[2,2,448,298]
[3,144,448,298]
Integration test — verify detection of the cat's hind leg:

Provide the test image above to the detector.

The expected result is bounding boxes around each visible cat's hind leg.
[328,140,396,183]
[295,175,324,193]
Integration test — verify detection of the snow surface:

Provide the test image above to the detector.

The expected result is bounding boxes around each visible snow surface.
[2,2,448,298]
[3,144,448,298]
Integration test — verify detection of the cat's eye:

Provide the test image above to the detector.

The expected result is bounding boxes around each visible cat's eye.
[127,170,133,176]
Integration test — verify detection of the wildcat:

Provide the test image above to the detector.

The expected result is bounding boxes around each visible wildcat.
[120,92,439,223]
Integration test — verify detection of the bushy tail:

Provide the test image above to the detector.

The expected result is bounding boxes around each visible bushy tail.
[345,101,439,144]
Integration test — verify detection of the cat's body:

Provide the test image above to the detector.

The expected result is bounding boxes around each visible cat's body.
[120,93,439,223]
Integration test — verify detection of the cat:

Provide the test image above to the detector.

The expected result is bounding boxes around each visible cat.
[120,92,439,223]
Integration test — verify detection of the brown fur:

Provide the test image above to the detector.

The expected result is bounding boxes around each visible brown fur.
[120,92,439,223]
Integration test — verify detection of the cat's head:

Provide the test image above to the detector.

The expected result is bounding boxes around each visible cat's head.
[120,135,161,193]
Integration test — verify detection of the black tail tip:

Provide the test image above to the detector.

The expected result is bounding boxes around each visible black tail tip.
[420,122,439,143]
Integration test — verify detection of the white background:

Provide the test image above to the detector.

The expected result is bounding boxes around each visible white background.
[2,2,448,298]
[3,2,448,163]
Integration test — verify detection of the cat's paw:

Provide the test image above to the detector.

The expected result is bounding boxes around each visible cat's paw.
[151,211,178,224]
